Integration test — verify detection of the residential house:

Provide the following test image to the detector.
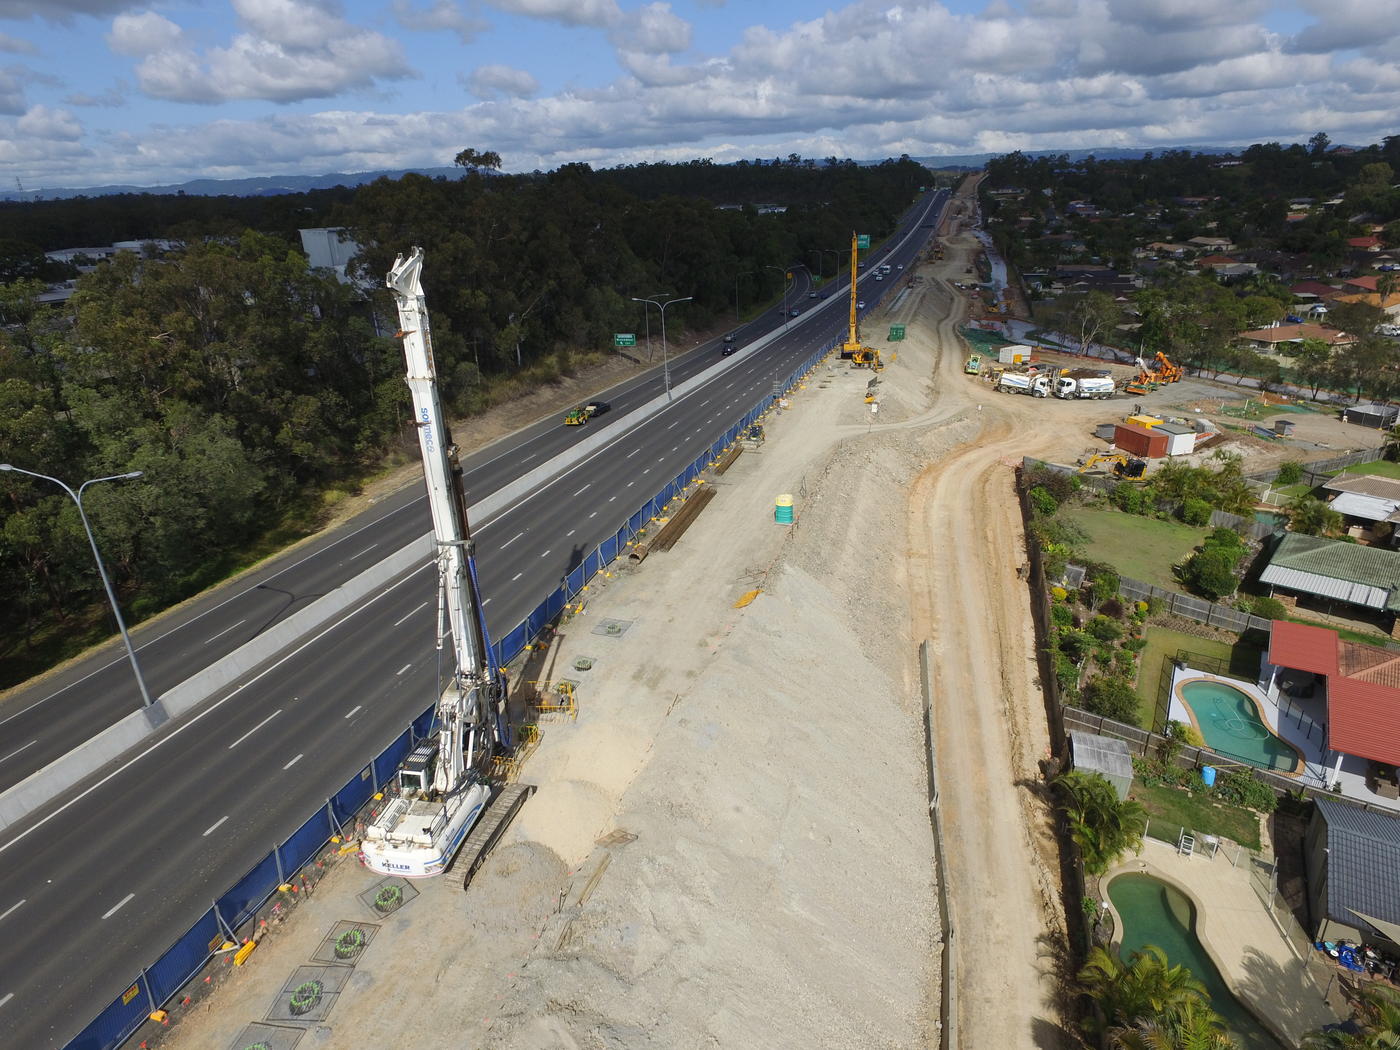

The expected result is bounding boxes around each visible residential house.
[1321,474,1400,545]
[1305,799,1400,950]
[1236,322,1356,351]
[1334,290,1400,320]
[1197,254,1240,267]
[1350,237,1383,253]
[1188,235,1236,252]
[1145,241,1192,258]
[1259,535,1400,629]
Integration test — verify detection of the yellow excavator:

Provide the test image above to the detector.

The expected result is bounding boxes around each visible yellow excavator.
[838,232,883,371]
[1078,453,1147,480]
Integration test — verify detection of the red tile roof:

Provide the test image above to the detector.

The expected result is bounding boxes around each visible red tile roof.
[1346,275,1379,292]
[1269,620,1339,676]
[1269,620,1400,767]
[1329,677,1400,767]
[1350,236,1382,250]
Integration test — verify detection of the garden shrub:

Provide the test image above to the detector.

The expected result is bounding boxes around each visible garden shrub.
[1110,483,1151,515]
[1145,596,1165,615]
[1177,547,1239,600]
[1098,597,1125,620]
[1181,497,1212,526]
[1030,486,1059,516]
[1087,615,1124,641]
[1058,629,1094,663]
[1051,585,1069,602]
[1252,596,1286,620]
[1113,650,1137,676]
[1080,676,1140,723]
[1211,768,1277,813]
[1122,636,1148,653]
[1274,461,1304,486]
[1051,604,1074,627]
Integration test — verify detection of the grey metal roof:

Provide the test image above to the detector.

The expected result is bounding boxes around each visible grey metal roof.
[1316,798,1400,932]
[1070,731,1133,781]
[1262,533,1400,612]
[1329,491,1400,523]
[1259,564,1391,609]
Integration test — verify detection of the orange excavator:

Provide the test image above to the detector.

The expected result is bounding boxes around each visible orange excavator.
[1124,352,1183,395]
[838,232,882,371]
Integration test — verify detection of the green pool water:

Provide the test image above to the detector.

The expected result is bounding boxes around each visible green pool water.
[1180,679,1299,772]
[1109,874,1281,1050]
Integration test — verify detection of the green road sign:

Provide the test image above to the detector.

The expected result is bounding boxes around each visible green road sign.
[613,333,637,347]
[857,234,870,250]
[889,324,906,341]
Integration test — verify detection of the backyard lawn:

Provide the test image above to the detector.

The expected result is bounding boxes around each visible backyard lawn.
[1131,780,1262,851]
[1327,459,1400,479]
[1134,626,1266,732]
[1060,507,1207,589]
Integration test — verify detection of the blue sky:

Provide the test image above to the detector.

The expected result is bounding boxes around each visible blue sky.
[0,0,1396,190]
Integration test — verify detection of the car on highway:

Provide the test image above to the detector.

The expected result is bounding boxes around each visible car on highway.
[807,292,818,299]
[721,343,737,356]
[857,300,865,309]
[723,332,736,343]
[789,308,800,316]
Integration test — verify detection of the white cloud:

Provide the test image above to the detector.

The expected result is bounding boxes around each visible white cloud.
[17,103,83,140]
[464,64,539,100]
[0,0,138,20]
[0,33,38,54]
[114,0,411,104]
[486,0,621,29]
[610,2,691,54]
[1288,0,1400,54]
[107,11,185,57]
[392,0,488,42]
[0,64,26,114]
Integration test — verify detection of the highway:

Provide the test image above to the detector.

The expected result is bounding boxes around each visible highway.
[0,190,947,1048]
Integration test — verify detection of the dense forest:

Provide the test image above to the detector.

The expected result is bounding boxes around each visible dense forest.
[0,154,930,683]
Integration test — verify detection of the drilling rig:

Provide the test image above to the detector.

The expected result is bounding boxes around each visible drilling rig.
[837,231,882,371]
[361,247,510,878]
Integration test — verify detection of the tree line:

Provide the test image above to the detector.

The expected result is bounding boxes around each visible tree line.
[0,155,929,684]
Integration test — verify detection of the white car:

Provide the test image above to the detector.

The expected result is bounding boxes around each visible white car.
[857,300,866,309]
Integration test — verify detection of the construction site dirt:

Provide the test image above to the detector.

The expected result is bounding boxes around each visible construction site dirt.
[150,179,1376,1050]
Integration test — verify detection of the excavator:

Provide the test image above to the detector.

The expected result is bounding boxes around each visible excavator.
[838,231,883,372]
[1078,453,1147,480]
[1124,352,1183,395]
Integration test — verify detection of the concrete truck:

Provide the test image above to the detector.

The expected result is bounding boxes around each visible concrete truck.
[997,371,1050,397]
[1054,374,1116,399]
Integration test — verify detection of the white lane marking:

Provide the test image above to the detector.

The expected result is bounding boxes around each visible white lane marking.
[482,597,492,606]
[0,741,36,765]
[540,549,551,558]
[573,483,590,496]
[203,619,247,645]
[642,469,651,475]
[667,421,679,430]
[589,511,597,519]
[345,705,362,719]
[609,496,617,502]
[226,709,282,750]
[671,446,678,452]
[565,529,575,538]
[511,572,523,581]
[352,544,378,558]
[500,531,524,549]
[102,893,135,919]
[0,490,427,729]
[0,899,24,922]
[626,448,640,459]
[396,664,412,676]
[392,601,429,628]
[284,753,304,770]
[0,992,12,1009]
[202,815,229,837]
[627,481,635,487]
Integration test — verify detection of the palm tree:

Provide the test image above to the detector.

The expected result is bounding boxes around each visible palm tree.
[1080,944,1211,1040]
[1302,982,1400,1049]
[1110,996,1239,1049]
[1285,493,1344,537]
[1056,770,1149,876]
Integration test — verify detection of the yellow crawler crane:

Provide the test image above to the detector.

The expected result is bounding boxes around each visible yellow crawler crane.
[838,231,881,371]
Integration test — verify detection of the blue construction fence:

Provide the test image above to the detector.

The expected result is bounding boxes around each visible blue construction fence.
[66,240,915,1050]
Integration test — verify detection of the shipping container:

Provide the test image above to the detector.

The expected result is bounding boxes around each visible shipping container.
[1113,422,1169,458]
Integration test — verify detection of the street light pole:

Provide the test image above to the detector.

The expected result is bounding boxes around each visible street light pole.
[631,295,692,401]
[1,464,155,708]
[734,271,756,323]
[765,265,790,328]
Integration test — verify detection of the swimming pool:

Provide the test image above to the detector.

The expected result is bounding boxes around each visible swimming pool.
[1176,678,1303,774]
[1109,873,1282,1050]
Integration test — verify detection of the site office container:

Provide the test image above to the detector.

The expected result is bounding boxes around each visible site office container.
[1113,421,1169,459]
[1153,422,1197,456]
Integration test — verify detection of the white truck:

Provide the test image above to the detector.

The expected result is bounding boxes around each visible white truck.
[997,371,1050,397]
[1054,374,1116,399]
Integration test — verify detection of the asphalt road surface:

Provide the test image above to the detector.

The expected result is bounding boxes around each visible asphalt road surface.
[0,189,947,1048]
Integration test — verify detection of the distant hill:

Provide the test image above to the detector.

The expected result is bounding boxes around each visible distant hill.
[0,166,474,202]
[913,145,1246,169]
